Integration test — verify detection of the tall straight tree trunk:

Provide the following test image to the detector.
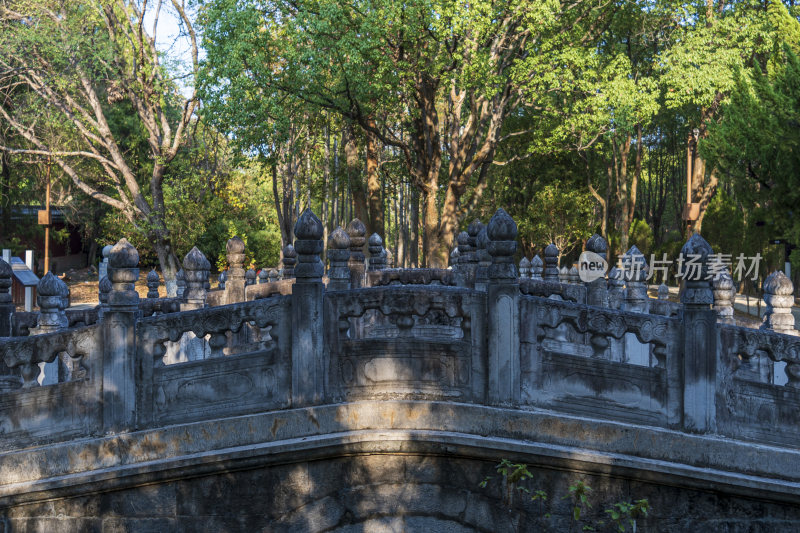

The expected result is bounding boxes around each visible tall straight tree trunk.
[410,187,420,268]
[365,118,383,237]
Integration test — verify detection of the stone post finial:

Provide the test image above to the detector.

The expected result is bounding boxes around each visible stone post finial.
[146,269,160,299]
[258,268,268,284]
[486,208,517,280]
[519,257,531,279]
[99,244,112,280]
[474,226,492,289]
[99,275,111,307]
[35,271,69,332]
[0,257,11,305]
[367,233,386,272]
[282,244,297,278]
[761,271,796,335]
[622,245,649,313]
[456,231,470,262]
[182,247,210,310]
[176,269,186,299]
[346,218,367,288]
[658,283,669,300]
[543,243,559,282]
[327,226,351,291]
[607,267,624,310]
[713,269,735,324]
[680,233,713,309]
[584,234,609,307]
[268,268,279,282]
[531,254,543,281]
[108,238,139,312]
[218,270,227,290]
[294,208,324,280]
[558,266,568,283]
[245,268,256,286]
[568,265,579,285]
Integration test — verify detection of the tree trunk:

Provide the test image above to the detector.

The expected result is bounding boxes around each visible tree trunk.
[409,187,420,268]
[365,118,383,237]
[152,233,180,296]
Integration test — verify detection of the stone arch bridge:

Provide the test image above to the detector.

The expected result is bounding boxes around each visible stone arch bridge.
[0,209,799,531]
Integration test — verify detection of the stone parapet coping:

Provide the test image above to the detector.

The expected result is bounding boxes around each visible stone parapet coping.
[1,400,798,507]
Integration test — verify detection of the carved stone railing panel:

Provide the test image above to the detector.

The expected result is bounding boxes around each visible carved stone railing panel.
[519,295,681,428]
[365,268,458,287]
[519,278,586,304]
[717,324,800,446]
[0,324,103,448]
[10,312,38,337]
[245,279,294,301]
[138,298,181,318]
[136,296,292,429]
[0,324,101,387]
[326,286,486,402]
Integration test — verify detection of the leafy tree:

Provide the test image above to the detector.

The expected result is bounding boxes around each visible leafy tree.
[0,0,199,293]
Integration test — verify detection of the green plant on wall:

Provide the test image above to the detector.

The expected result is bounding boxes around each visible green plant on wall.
[480,460,649,532]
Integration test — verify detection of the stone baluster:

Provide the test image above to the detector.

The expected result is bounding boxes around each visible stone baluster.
[465,220,483,285]
[346,219,366,289]
[622,245,649,313]
[258,268,268,284]
[519,257,530,279]
[176,269,186,299]
[543,244,559,282]
[268,268,279,283]
[585,234,609,307]
[368,233,386,272]
[104,238,139,432]
[386,249,394,269]
[292,208,325,405]
[607,267,625,310]
[658,283,669,300]
[98,275,111,319]
[283,244,297,279]
[568,265,579,285]
[327,226,351,291]
[225,237,246,304]
[486,208,520,405]
[218,271,227,290]
[245,268,256,287]
[146,269,160,299]
[0,257,13,337]
[531,255,543,281]
[761,271,797,335]
[182,247,210,311]
[456,231,470,270]
[34,272,69,334]
[474,227,491,291]
[713,269,735,324]
[0,257,20,389]
[558,266,568,284]
[680,233,715,432]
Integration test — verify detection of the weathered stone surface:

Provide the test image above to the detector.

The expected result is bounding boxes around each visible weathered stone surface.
[146,269,160,299]
[543,243,559,281]
[762,271,797,335]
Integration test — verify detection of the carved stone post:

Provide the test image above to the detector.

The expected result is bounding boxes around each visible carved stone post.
[268,268,279,283]
[367,233,386,271]
[474,227,491,291]
[622,245,649,313]
[585,234,608,307]
[103,238,139,432]
[98,275,111,321]
[327,227,351,291]
[245,268,256,287]
[258,268,268,284]
[176,269,186,300]
[519,257,530,279]
[713,269,735,324]
[680,233,716,433]
[465,220,483,286]
[530,255,543,281]
[607,267,625,310]
[225,237,246,304]
[487,208,520,405]
[346,219,366,289]
[34,272,69,333]
[283,244,297,279]
[146,269,160,299]
[761,271,797,335]
[0,257,13,337]
[0,258,19,389]
[543,244,559,282]
[658,283,669,300]
[99,244,112,281]
[456,231,470,270]
[292,208,326,405]
[182,247,210,311]
[558,266,568,283]
[218,271,227,290]
[568,265,579,285]
[450,247,460,269]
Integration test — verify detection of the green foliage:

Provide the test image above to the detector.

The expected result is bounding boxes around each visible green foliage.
[480,460,650,532]
[628,219,654,256]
